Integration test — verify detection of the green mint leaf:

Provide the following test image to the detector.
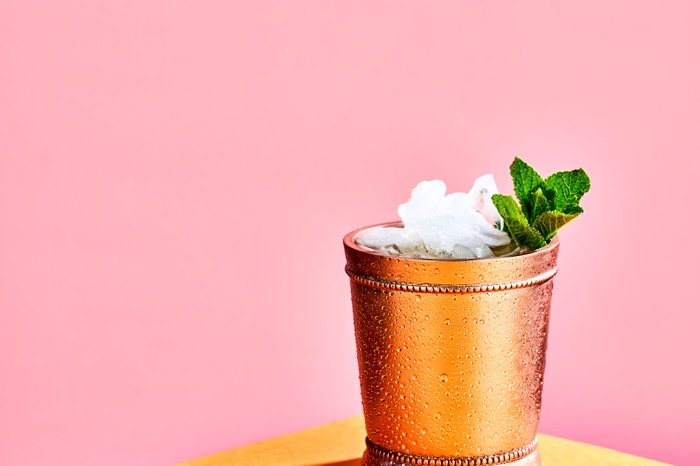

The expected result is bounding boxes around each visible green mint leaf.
[543,168,591,212]
[492,193,522,220]
[492,194,547,250]
[508,221,547,250]
[510,157,544,219]
[529,187,550,224]
[562,204,584,215]
[540,183,557,206]
[532,211,580,241]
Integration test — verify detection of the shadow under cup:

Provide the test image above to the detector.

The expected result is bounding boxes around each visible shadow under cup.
[344,223,559,466]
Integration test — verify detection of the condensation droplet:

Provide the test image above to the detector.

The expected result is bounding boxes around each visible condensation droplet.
[439,373,448,382]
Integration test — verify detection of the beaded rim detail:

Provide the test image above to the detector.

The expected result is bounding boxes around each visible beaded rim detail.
[345,267,557,294]
[365,437,538,465]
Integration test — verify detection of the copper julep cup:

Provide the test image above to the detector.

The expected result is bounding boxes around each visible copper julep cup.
[344,223,559,466]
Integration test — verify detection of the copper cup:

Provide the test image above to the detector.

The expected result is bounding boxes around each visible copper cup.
[344,223,559,466]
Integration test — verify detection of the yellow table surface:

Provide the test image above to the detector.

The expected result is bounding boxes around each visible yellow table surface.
[177,415,671,466]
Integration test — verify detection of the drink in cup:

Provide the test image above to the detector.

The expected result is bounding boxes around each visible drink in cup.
[344,159,589,466]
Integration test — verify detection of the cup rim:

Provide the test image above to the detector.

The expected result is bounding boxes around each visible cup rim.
[344,221,559,263]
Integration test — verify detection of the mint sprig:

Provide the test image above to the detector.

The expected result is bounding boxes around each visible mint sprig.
[491,194,547,250]
[493,157,590,250]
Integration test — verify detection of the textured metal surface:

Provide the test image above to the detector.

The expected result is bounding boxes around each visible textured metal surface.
[361,448,542,466]
[363,437,538,465]
[345,267,558,294]
[344,223,559,464]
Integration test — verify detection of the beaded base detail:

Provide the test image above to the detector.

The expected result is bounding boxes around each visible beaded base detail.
[364,438,538,466]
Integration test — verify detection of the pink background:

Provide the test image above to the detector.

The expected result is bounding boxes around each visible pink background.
[1,1,698,465]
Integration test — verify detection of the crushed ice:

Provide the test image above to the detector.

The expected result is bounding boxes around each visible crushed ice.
[357,175,511,259]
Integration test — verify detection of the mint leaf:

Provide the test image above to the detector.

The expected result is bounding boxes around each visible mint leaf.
[508,221,547,250]
[533,211,580,241]
[494,159,590,249]
[492,194,547,250]
[562,204,584,215]
[529,188,550,224]
[510,157,544,219]
[492,194,522,220]
[543,169,590,212]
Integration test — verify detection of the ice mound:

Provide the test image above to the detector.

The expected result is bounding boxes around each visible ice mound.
[357,175,511,259]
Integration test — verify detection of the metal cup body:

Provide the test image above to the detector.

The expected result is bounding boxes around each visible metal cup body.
[344,223,559,466]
